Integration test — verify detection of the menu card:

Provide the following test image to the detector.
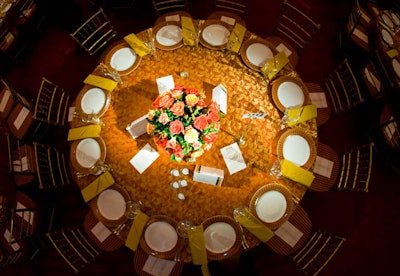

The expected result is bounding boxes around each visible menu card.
[129,143,160,174]
[220,15,236,26]
[313,156,334,178]
[165,14,180,22]
[212,84,227,114]
[156,75,175,94]
[126,114,148,138]
[309,92,328,108]
[274,220,303,247]
[142,255,176,276]
[91,221,111,243]
[220,143,247,175]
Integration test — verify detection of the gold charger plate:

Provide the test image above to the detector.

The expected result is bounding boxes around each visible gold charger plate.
[153,21,184,51]
[249,183,294,230]
[140,215,184,259]
[240,37,277,71]
[90,184,131,227]
[199,19,232,50]
[271,75,308,112]
[70,137,107,173]
[103,42,142,76]
[201,215,242,260]
[276,128,316,169]
[75,85,111,118]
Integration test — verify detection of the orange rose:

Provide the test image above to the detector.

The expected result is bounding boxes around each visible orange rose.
[193,115,208,131]
[203,133,218,144]
[170,101,185,116]
[206,109,220,123]
[158,113,170,125]
[186,87,199,95]
[158,93,174,108]
[169,120,184,135]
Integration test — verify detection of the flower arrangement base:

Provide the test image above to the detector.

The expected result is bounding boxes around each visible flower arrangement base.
[184,156,197,163]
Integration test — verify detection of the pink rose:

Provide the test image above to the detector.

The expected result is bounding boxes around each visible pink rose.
[169,120,184,135]
[203,133,218,144]
[186,87,199,95]
[170,88,184,99]
[170,101,185,116]
[173,144,184,159]
[206,109,220,123]
[166,138,178,150]
[193,115,208,131]
[158,93,174,108]
[158,113,170,125]
[155,137,167,149]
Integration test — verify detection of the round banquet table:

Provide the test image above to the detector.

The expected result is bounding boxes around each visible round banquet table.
[70,25,317,261]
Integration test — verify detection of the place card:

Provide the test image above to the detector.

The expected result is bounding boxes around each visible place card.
[0,88,10,113]
[126,114,148,138]
[220,142,247,175]
[156,75,175,94]
[212,84,227,114]
[91,221,112,243]
[313,156,334,178]
[276,43,292,58]
[129,143,160,174]
[193,165,224,186]
[68,106,75,122]
[13,156,28,172]
[309,92,328,108]
[13,106,30,130]
[274,220,303,247]
[165,14,180,21]
[142,255,176,276]
[220,15,236,26]
[16,201,34,224]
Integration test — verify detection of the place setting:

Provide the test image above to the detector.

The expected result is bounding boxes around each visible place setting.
[199,19,232,50]
[103,42,142,76]
[240,37,277,71]
[153,21,184,51]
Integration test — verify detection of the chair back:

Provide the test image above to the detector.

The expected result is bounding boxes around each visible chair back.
[273,0,320,55]
[336,142,374,192]
[290,229,346,275]
[33,141,72,190]
[213,0,251,18]
[70,8,117,56]
[151,0,189,16]
[322,59,365,114]
[46,227,101,273]
[304,82,331,126]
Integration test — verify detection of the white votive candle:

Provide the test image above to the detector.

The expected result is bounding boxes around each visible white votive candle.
[180,167,189,175]
[171,181,180,189]
[177,193,185,200]
[179,179,188,187]
[170,169,180,177]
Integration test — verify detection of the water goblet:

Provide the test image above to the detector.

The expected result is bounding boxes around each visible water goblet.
[233,207,250,250]
[174,219,194,261]
[113,200,142,235]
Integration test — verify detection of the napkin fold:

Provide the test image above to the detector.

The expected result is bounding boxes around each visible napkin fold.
[188,225,210,276]
[125,211,149,251]
[261,51,289,81]
[228,23,246,53]
[81,171,115,202]
[181,16,196,46]
[67,125,101,141]
[386,49,399,58]
[124,33,150,57]
[84,74,118,92]
[280,159,315,187]
[286,104,317,126]
[235,208,274,242]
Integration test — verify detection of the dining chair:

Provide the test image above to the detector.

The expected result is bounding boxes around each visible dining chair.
[151,0,189,16]
[289,229,346,275]
[272,0,320,58]
[83,209,125,252]
[304,82,331,126]
[5,95,34,141]
[31,77,71,140]
[70,8,117,56]
[213,0,251,18]
[134,246,184,276]
[0,19,28,64]
[321,58,366,114]
[0,235,28,267]
[33,141,72,190]
[266,205,312,255]
[334,142,375,192]
[46,226,102,273]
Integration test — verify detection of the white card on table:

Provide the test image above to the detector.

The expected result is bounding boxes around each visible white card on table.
[309,92,328,108]
[212,84,227,114]
[156,75,175,94]
[126,114,148,138]
[220,142,247,175]
[276,43,292,57]
[242,113,267,119]
[91,221,112,243]
[129,143,160,174]
[313,155,334,178]
[13,106,30,130]
[275,221,303,248]
[142,255,175,276]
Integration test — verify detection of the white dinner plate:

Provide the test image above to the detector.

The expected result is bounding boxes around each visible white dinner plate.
[75,138,101,168]
[202,23,229,46]
[97,189,126,221]
[277,81,305,109]
[156,24,183,46]
[392,58,400,78]
[144,221,178,253]
[245,42,274,67]
[381,28,393,47]
[203,222,236,254]
[110,47,137,71]
[80,88,106,115]
[382,13,395,29]
[255,190,287,223]
[282,134,311,166]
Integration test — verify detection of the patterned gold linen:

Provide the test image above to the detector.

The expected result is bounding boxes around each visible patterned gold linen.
[71,29,317,260]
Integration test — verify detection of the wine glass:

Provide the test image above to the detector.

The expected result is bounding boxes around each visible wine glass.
[174,219,194,261]
[113,200,142,235]
[233,207,249,250]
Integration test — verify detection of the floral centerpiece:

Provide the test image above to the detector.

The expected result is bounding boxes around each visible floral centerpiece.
[146,84,222,161]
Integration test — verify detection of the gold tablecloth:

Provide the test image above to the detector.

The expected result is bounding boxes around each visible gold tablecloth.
[70,29,317,257]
